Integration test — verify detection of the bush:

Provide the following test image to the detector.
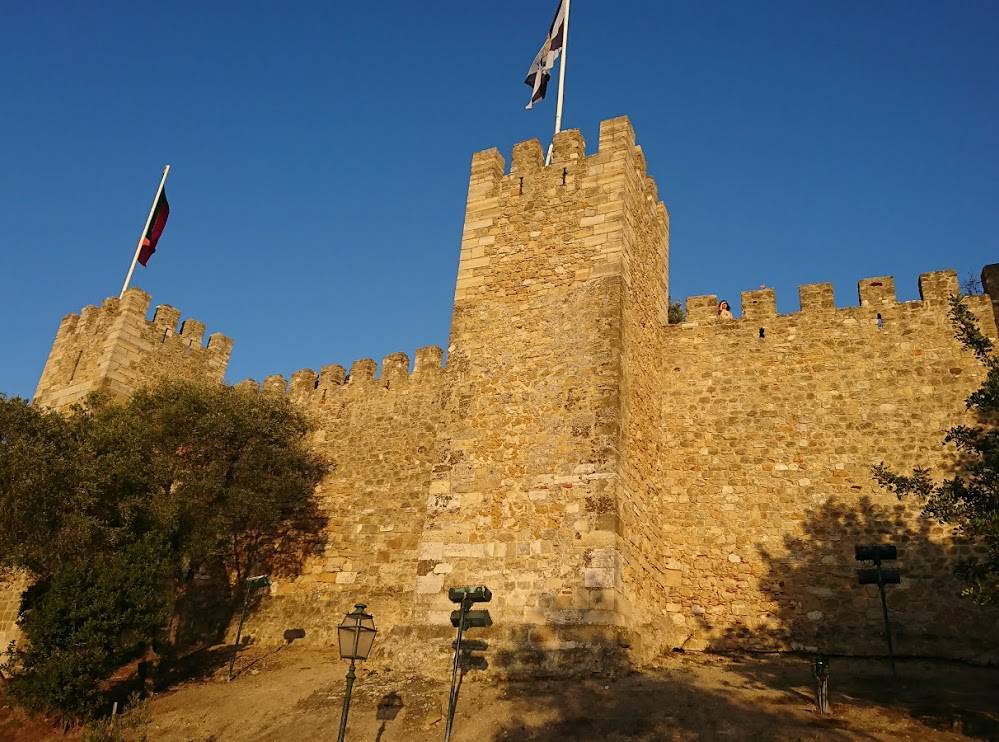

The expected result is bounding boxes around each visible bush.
[2,539,170,721]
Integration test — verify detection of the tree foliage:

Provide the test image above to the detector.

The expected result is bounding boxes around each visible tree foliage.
[2,539,171,721]
[0,379,327,719]
[668,300,686,325]
[873,295,999,605]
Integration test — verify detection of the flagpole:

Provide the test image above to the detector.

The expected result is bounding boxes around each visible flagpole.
[120,165,170,299]
[546,0,571,165]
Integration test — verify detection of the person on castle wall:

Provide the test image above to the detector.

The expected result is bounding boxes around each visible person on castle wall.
[718,300,734,320]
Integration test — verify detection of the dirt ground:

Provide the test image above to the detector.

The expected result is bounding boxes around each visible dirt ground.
[2,647,997,741]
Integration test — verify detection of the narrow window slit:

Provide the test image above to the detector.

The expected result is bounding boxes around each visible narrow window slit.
[759,327,765,339]
[561,168,568,186]
[876,313,884,330]
[68,350,83,382]
[519,177,524,195]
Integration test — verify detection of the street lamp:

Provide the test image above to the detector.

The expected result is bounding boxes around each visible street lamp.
[336,603,377,742]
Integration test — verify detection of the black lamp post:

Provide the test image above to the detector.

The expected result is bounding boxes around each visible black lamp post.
[336,603,377,742]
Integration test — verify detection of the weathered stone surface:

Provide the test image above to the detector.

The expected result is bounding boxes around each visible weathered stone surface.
[33,288,231,409]
[12,116,999,672]
[0,572,27,649]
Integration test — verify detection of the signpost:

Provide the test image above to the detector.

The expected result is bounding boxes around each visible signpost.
[445,586,492,742]
[855,544,901,677]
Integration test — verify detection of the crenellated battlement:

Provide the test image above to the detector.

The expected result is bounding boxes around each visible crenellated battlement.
[237,345,447,406]
[47,288,232,356]
[455,115,669,332]
[463,118,668,237]
[676,270,983,331]
[34,287,232,410]
[468,116,644,189]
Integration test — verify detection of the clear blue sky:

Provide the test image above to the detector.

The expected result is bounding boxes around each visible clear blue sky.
[3,1,997,399]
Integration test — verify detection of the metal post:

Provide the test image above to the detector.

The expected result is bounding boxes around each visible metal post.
[444,599,468,742]
[120,165,170,298]
[876,561,897,677]
[553,0,571,136]
[545,0,571,165]
[227,585,252,682]
[812,656,830,714]
[337,659,357,742]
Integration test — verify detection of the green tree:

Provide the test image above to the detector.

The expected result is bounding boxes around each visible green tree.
[0,396,86,575]
[83,380,329,589]
[668,300,686,325]
[0,379,327,719]
[873,295,999,605]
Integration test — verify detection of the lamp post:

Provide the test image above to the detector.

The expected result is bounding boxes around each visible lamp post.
[336,603,377,742]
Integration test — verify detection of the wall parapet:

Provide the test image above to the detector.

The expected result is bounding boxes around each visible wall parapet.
[676,270,979,330]
[49,288,232,357]
[470,115,643,181]
[34,287,233,409]
[238,345,447,405]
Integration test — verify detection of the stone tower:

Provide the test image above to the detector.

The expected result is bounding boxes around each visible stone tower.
[413,117,673,666]
[34,289,232,409]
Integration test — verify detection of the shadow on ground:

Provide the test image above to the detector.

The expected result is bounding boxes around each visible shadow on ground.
[487,652,998,742]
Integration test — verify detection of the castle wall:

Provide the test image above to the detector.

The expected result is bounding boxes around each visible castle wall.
[240,350,453,648]
[16,116,999,671]
[34,288,232,410]
[0,572,27,650]
[594,120,680,661]
[652,274,999,660]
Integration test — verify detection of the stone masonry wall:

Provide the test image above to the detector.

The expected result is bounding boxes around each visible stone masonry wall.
[0,573,27,650]
[398,121,657,673]
[609,123,678,663]
[652,273,999,661]
[239,349,453,650]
